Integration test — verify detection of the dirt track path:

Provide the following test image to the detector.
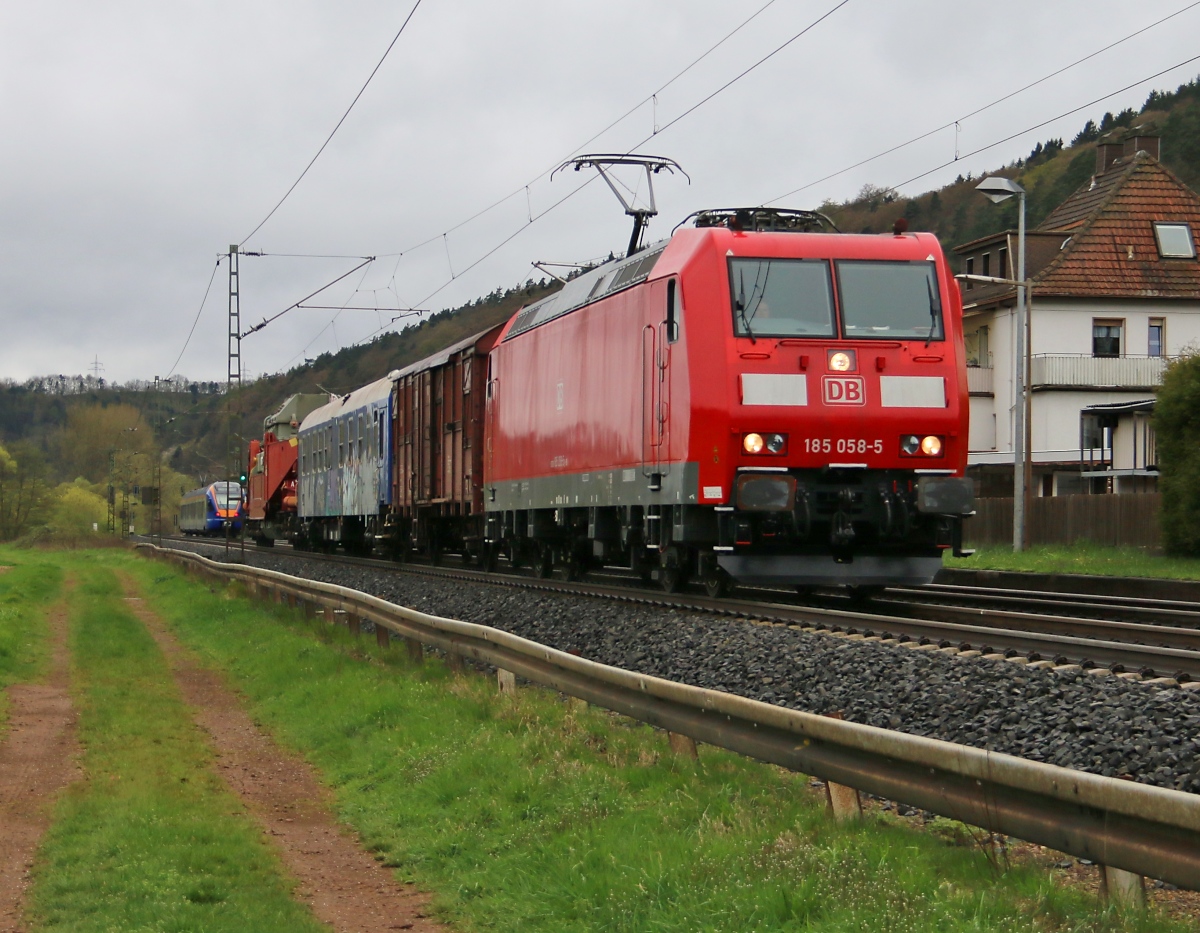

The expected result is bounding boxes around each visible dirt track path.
[118,576,447,933]
[0,596,80,933]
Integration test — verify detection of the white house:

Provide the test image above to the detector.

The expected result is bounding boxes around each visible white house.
[953,131,1200,497]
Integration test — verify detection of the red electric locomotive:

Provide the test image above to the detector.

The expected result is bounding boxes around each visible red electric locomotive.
[482,208,974,594]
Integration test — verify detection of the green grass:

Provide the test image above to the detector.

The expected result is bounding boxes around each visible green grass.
[113,549,1186,933]
[0,550,63,733]
[24,561,326,933]
[946,542,1200,581]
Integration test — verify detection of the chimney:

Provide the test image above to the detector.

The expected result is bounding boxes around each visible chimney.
[1096,140,1124,174]
[1123,131,1161,161]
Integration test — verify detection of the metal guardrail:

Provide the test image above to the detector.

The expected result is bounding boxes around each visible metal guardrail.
[141,544,1200,891]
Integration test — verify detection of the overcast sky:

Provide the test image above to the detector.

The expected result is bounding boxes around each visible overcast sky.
[2,1,1197,384]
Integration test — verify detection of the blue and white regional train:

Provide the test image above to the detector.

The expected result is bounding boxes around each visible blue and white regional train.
[179,481,246,535]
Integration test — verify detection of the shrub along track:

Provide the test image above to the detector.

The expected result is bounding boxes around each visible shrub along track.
[115,573,446,933]
[0,589,80,933]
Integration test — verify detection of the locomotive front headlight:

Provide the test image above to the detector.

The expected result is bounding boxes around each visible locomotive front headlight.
[900,434,920,455]
[828,350,856,372]
[920,435,943,457]
[765,433,787,454]
[743,433,765,454]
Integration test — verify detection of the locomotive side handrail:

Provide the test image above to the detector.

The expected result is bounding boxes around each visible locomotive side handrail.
[140,543,1200,891]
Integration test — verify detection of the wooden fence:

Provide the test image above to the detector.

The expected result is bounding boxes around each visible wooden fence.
[963,494,1162,550]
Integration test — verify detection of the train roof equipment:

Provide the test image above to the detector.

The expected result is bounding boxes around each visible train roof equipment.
[677,206,841,234]
[552,154,688,258]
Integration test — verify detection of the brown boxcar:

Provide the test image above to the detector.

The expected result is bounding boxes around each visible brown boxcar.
[387,324,505,559]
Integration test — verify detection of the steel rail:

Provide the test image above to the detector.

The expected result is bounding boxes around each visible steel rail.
[141,543,1200,890]
[147,535,1200,677]
[881,584,1200,629]
[863,599,1200,657]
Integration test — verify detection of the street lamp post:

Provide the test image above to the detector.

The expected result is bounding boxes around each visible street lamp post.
[975,176,1029,552]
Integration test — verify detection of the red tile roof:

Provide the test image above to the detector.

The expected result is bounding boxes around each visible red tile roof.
[1032,155,1200,299]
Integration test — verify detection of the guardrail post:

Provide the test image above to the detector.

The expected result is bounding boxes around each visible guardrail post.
[826,782,863,821]
[667,732,698,760]
[404,638,424,664]
[497,669,517,696]
[568,696,588,712]
[447,652,465,674]
[376,623,391,648]
[302,599,315,620]
[822,710,862,820]
[1100,865,1146,910]
[286,592,297,610]
[347,613,361,637]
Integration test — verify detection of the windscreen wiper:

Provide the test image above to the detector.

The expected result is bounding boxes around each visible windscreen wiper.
[737,269,756,344]
[924,273,941,347]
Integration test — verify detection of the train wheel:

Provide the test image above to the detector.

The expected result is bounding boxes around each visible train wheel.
[508,541,525,570]
[659,547,689,594]
[482,543,499,573]
[702,567,733,599]
[562,552,585,583]
[534,543,554,579]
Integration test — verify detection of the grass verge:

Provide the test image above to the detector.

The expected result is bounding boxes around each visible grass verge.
[0,548,63,733]
[122,549,1186,932]
[25,560,327,932]
[946,542,1200,581]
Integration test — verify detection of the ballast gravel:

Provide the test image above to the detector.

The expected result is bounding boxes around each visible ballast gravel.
[166,542,1200,795]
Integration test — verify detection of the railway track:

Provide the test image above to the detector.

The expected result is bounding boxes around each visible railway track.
[146,534,1200,682]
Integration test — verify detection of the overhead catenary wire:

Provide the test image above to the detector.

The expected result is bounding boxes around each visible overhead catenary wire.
[165,256,222,380]
[764,0,1200,205]
[889,52,1200,193]
[371,0,787,266]
[241,257,375,338]
[352,0,856,347]
[239,0,425,246]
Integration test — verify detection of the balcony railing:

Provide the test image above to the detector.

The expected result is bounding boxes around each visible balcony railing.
[966,366,993,395]
[1030,354,1169,390]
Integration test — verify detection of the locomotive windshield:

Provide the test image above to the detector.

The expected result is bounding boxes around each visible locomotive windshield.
[213,482,242,508]
[729,258,835,338]
[836,260,943,341]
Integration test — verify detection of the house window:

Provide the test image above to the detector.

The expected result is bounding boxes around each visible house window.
[997,246,1008,278]
[981,252,991,278]
[1092,319,1123,357]
[964,256,974,289]
[1153,223,1195,259]
[1149,318,1165,357]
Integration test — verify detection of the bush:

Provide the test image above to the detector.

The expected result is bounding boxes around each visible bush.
[1154,352,1200,554]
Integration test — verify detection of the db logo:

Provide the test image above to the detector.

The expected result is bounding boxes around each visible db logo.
[822,375,866,405]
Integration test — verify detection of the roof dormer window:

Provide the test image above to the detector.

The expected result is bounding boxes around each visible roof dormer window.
[1153,222,1196,259]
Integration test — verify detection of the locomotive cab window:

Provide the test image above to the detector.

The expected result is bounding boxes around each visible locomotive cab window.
[729,258,834,338]
[837,260,943,341]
